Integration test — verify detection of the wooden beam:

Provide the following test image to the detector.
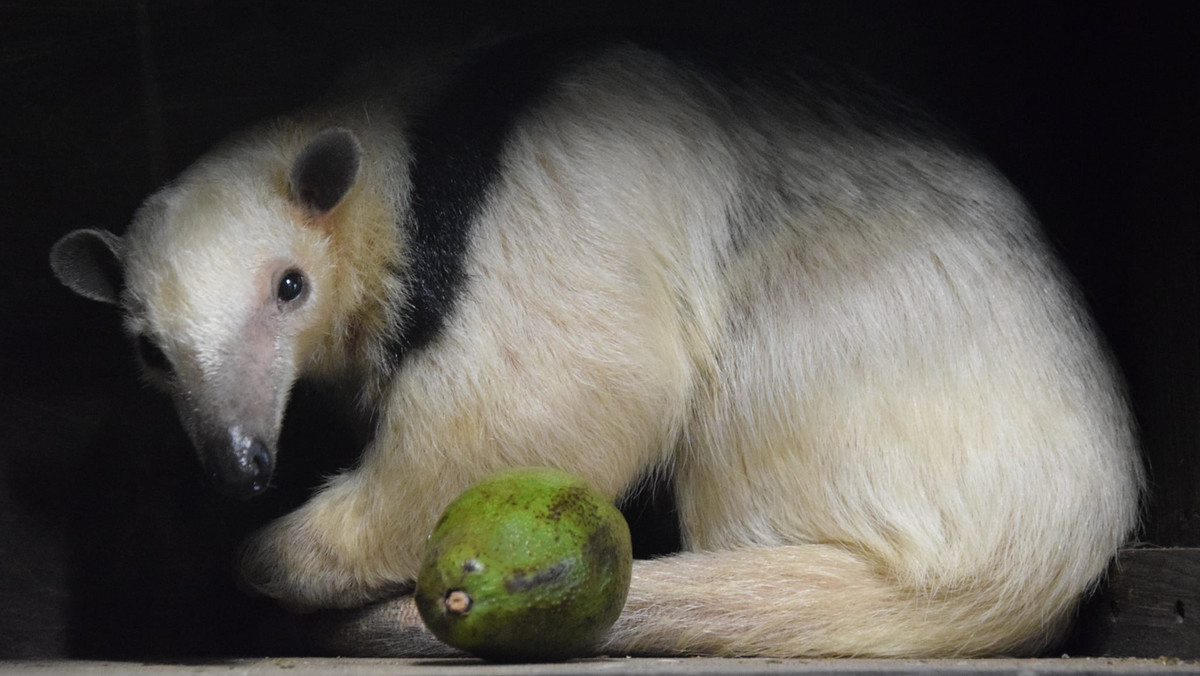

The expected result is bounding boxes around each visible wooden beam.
[1071,549,1200,658]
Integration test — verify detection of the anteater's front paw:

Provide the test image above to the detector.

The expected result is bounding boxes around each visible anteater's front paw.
[238,508,411,612]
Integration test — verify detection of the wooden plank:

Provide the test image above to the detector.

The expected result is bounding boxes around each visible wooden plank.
[0,658,1198,676]
[1071,549,1200,658]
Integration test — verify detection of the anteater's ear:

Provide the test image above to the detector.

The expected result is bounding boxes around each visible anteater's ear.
[289,127,363,216]
[49,229,124,305]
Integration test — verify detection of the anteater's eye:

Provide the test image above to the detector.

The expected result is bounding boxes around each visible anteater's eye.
[277,270,305,303]
[137,335,173,375]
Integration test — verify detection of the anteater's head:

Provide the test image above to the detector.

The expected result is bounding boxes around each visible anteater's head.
[51,127,373,499]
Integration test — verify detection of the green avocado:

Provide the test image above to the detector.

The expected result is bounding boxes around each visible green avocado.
[414,467,633,662]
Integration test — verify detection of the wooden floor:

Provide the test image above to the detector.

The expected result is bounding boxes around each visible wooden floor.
[2,658,1198,676]
[3,550,1197,675]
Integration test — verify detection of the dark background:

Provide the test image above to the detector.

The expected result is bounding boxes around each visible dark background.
[1,0,1196,659]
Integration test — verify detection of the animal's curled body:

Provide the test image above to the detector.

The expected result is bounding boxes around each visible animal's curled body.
[51,36,1142,657]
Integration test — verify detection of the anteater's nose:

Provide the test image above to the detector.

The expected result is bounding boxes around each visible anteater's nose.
[211,437,274,501]
[246,439,273,495]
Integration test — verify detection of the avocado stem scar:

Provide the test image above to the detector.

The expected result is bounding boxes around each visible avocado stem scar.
[445,589,473,615]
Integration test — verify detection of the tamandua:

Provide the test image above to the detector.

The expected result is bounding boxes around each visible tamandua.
[50,35,1142,657]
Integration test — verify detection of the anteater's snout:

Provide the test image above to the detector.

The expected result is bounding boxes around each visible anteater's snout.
[205,433,275,501]
[243,438,274,497]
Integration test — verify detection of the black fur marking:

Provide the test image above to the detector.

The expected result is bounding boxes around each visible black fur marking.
[386,33,948,357]
[290,127,363,214]
[387,36,598,360]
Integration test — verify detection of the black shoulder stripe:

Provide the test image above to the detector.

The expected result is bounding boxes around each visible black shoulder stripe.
[387,35,606,360]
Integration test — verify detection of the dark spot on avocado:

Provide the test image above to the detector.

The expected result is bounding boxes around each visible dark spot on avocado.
[505,561,570,593]
[584,521,615,562]
[547,486,592,522]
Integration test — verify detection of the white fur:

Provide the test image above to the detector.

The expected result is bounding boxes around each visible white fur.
[53,43,1142,657]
